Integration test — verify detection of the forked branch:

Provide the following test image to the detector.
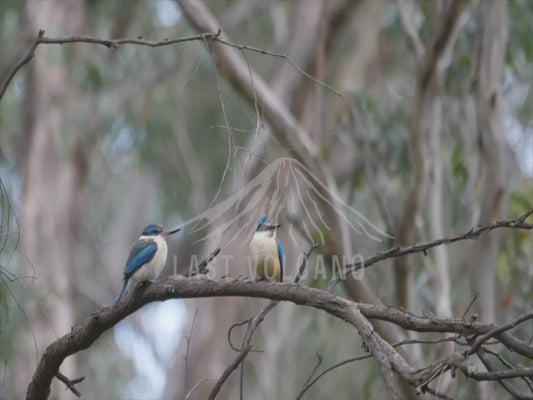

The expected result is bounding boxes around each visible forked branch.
[26,212,533,399]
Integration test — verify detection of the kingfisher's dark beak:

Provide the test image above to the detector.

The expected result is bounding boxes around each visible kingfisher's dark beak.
[162,227,181,237]
[267,223,281,231]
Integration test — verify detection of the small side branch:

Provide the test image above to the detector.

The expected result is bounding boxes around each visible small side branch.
[0,25,342,102]
[0,30,221,100]
[25,217,532,399]
[208,244,317,400]
[467,311,533,356]
[54,372,84,398]
[183,309,199,399]
[294,354,372,400]
[328,209,533,290]
[196,247,221,275]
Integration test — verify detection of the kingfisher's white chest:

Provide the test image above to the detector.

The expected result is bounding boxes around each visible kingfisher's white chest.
[130,236,168,284]
[249,231,281,281]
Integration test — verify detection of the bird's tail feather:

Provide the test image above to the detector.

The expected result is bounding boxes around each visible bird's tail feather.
[115,280,128,306]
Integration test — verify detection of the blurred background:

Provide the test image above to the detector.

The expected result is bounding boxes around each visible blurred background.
[0,0,531,399]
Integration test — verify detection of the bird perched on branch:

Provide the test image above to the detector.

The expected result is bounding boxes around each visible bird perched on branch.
[249,215,284,282]
[115,224,180,305]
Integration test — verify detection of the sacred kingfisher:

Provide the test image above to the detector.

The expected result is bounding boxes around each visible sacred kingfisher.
[249,215,284,282]
[115,224,180,305]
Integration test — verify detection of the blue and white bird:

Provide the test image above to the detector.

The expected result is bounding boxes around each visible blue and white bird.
[115,224,180,305]
[249,215,284,282]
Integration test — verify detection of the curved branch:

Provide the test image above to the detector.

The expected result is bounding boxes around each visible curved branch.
[329,208,533,289]
[477,348,533,400]
[295,353,372,400]
[176,0,319,163]
[26,213,532,399]
[208,244,317,399]
[26,275,533,399]
[54,372,84,398]
[25,277,394,400]
[208,300,278,400]
[0,30,221,101]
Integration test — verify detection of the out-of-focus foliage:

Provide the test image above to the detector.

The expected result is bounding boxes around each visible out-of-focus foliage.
[0,0,531,399]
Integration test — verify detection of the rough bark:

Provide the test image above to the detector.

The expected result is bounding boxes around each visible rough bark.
[27,274,533,400]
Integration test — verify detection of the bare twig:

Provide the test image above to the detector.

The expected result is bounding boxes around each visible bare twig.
[183,309,198,399]
[207,317,257,400]
[295,353,323,399]
[27,277,533,400]
[177,0,319,160]
[295,333,473,400]
[295,243,319,283]
[184,377,214,400]
[54,371,84,398]
[203,36,235,211]
[0,25,341,103]
[239,356,244,400]
[467,311,533,356]
[462,292,480,320]
[26,214,533,399]
[208,244,318,400]
[393,336,464,347]
[196,247,221,275]
[483,347,533,395]
[295,354,373,399]
[207,36,342,97]
[208,299,277,400]
[422,386,458,400]
[227,318,251,352]
[328,209,533,290]
[0,30,221,100]
[476,349,531,400]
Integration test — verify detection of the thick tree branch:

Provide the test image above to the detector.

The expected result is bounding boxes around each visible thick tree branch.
[27,212,533,399]
[27,275,533,399]
[477,348,533,400]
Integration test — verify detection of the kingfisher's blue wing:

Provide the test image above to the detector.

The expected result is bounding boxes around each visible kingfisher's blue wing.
[124,239,157,278]
[276,237,285,282]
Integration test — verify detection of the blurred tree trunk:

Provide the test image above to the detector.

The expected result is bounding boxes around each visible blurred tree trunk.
[394,0,467,313]
[468,1,509,398]
[469,0,508,325]
[17,1,88,398]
